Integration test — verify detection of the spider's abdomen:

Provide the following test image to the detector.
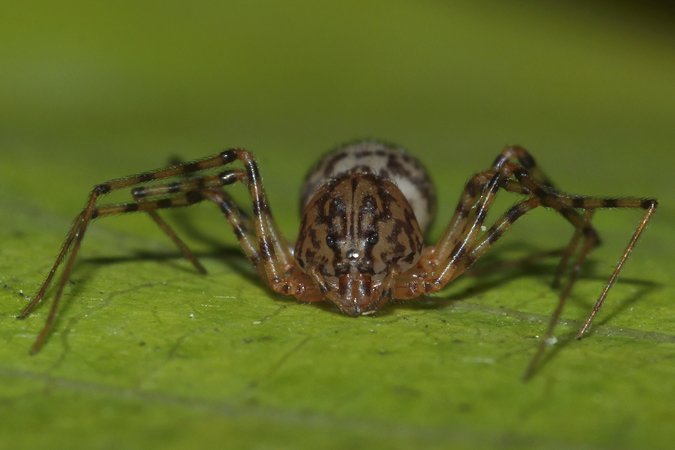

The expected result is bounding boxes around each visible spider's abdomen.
[299,141,436,235]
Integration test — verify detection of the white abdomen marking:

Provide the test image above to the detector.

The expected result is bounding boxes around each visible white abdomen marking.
[300,141,436,234]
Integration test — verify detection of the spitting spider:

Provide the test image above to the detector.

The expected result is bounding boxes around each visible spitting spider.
[18,141,657,377]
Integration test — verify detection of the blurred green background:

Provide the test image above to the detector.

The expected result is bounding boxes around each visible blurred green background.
[1,1,674,449]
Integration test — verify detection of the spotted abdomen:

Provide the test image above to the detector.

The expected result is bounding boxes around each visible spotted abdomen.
[299,140,436,235]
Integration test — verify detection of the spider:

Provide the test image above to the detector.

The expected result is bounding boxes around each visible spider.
[18,140,657,377]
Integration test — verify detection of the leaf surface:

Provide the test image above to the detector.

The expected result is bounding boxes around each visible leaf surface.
[1,1,674,449]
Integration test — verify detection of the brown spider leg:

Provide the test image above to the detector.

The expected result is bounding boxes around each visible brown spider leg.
[430,165,546,287]
[394,169,510,298]
[492,145,603,283]
[18,189,99,319]
[496,170,654,344]
[226,171,294,270]
[551,209,595,288]
[427,188,590,291]
[465,167,657,377]
[202,187,318,301]
[394,156,656,375]
[431,170,501,263]
[131,195,207,275]
[399,162,601,297]
[111,177,318,300]
[470,172,658,377]
[492,145,557,190]
[430,173,535,267]
[397,195,545,301]
[18,151,246,353]
[465,196,543,264]
[524,224,599,380]
[21,189,226,354]
[511,171,659,336]
[23,169,315,354]
[19,211,90,354]
[132,166,317,300]
[575,198,657,337]
[92,187,306,293]
[210,168,318,300]
[220,151,296,280]
[212,161,321,300]
[21,150,238,316]
[130,172,258,275]
[492,145,597,285]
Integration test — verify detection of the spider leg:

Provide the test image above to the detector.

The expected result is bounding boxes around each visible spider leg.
[552,209,595,288]
[131,203,207,275]
[493,146,603,282]
[18,152,240,353]
[398,160,604,296]
[19,150,317,354]
[523,197,656,379]
[428,183,594,290]
[107,169,318,298]
[510,167,658,335]
[492,145,557,190]
[458,164,655,330]
[393,169,510,298]
[129,164,318,300]
[524,218,598,380]
[421,165,546,289]
[206,162,318,301]
[393,152,657,377]
[18,209,91,353]
[131,171,254,274]
[486,169,657,377]
[430,170,501,264]
[493,146,605,284]
[572,198,657,337]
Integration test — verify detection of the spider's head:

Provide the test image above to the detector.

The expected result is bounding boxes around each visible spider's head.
[295,173,424,315]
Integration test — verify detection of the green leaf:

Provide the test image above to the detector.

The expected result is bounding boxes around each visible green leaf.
[1,1,674,449]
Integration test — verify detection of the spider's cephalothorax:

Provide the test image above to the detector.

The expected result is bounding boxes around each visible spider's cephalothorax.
[295,142,434,315]
[19,139,657,378]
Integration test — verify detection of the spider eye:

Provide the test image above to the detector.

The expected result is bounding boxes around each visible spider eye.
[366,232,379,245]
[326,234,338,248]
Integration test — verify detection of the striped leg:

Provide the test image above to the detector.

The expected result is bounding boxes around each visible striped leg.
[131,166,317,298]
[18,149,316,354]
[17,151,243,353]
[395,149,657,377]
[492,145,603,284]
[441,168,657,378]
[430,146,552,266]
[130,170,259,272]
[552,209,596,288]
[492,145,557,190]
[131,200,207,276]
[409,162,577,291]
[395,167,526,297]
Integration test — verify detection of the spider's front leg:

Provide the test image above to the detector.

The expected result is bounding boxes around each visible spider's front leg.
[18,151,241,353]
[19,149,319,354]
[396,147,599,296]
[120,150,321,301]
[394,146,657,378]
[209,151,320,302]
